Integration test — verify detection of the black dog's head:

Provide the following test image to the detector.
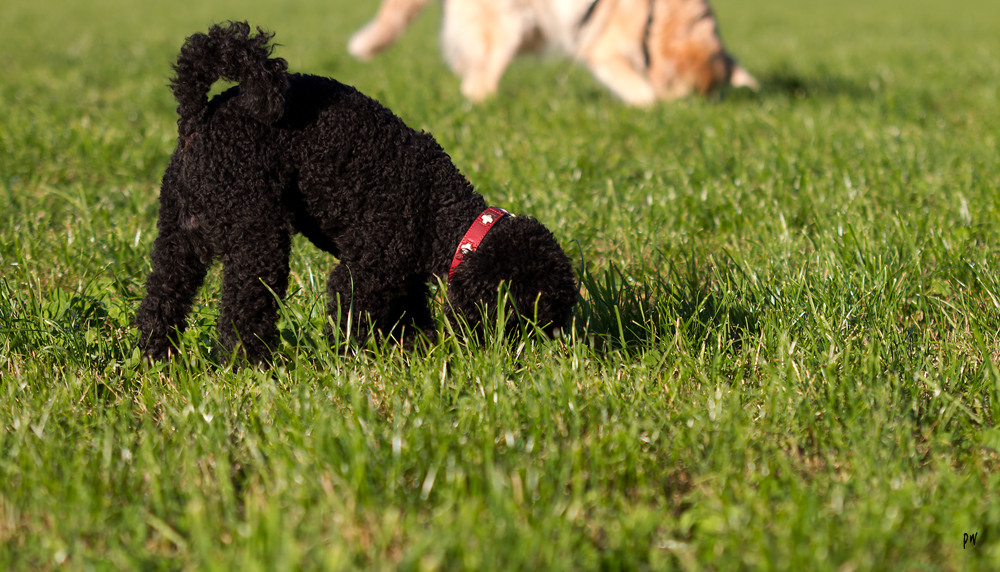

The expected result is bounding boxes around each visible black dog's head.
[446,216,577,339]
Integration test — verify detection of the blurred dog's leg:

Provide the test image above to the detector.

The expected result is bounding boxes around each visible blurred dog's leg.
[349,0,432,60]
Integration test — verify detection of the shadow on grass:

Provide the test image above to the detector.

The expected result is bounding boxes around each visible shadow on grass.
[576,253,762,353]
[724,70,873,102]
[0,277,148,390]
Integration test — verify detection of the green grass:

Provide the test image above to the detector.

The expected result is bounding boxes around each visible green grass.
[2,0,1000,569]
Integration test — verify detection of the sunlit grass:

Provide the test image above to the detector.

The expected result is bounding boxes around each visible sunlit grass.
[2,0,1000,569]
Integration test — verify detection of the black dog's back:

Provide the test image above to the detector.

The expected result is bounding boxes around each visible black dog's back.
[183,66,483,270]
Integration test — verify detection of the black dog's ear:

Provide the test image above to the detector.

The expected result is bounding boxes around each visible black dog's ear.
[446,216,577,338]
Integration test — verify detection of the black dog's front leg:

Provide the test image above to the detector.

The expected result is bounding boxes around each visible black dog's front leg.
[326,264,434,349]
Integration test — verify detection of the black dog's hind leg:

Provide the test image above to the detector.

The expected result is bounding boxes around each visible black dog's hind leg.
[217,223,291,364]
[136,168,213,359]
[326,265,434,349]
[135,227,213,359]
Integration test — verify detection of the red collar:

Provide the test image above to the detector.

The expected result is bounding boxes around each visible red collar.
[448,207,511,280]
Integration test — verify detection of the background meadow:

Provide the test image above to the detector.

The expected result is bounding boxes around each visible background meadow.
[2,0,1000,569]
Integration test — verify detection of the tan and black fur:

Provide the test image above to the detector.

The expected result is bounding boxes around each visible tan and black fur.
[348,0,757,105]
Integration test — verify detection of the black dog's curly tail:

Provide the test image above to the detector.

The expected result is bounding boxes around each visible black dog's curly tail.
[171,21,288,134]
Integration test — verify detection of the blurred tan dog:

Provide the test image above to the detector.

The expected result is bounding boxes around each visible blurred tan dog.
[348,0,757,105]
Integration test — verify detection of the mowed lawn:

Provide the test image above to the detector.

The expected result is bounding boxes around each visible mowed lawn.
[2,0,1000,569]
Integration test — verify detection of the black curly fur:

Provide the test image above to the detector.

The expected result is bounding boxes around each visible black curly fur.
[135,22,578,364]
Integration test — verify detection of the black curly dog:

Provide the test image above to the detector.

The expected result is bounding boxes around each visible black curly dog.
[135,22,577,363]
